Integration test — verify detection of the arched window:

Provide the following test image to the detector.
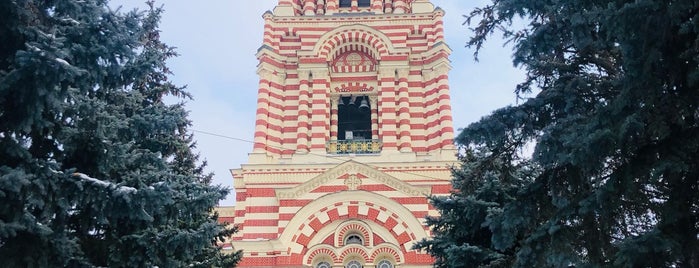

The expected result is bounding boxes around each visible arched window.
[339,0,351,8]
[317,261,331,268]
[346,260,362,268]
[357,0,371,7]
[377,260,394,268]
[344,234,363,245]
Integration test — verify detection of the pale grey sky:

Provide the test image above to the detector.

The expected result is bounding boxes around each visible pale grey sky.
[112,1,524,205]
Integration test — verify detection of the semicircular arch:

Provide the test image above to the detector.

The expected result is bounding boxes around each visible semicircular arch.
[336,220,372,247]
[305,244,340,266]
[311,24,400,62]
[369,243,403,263]
[339,244,370,262]
[280,191,429,254]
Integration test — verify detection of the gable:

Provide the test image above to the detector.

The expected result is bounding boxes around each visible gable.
[275,160,431,199]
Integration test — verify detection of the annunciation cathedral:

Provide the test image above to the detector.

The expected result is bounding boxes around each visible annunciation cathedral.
[218,1,456,267]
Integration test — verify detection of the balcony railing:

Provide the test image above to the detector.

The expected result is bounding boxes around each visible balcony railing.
[326,139,382,154]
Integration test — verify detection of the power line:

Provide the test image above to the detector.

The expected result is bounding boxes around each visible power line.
[192,129,253,144]
[191,129,455,181]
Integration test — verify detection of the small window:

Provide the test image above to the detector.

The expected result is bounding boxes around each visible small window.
[317,261,331,268]
[346,260,362,268]
[339,0,352,8]
[377,260,394,268]
[345,234,363,245]
[357,0,371,7]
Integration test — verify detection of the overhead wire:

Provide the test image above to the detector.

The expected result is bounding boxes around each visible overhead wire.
[191,129,456,181]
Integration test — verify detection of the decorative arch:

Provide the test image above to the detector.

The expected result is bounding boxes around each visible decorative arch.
[369,243,403,263]
[279,191,430,256]
[310,24,403,62]
[336,220,372,247]
[306,245,340,265]
[339,245,370,262]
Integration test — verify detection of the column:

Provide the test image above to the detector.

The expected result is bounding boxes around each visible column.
[309,68,331,153]
[396,68,412,152]
[330,96,338,139]
[296,70,311,153]
[393,0,406,13]
[434,64,455,149]
[370,95,380,153]
[269,72,286,155]
[351,0,359,12]
[254,68,273,153]
[371,0,383,13]
[378,66,398,152]
[384,0,393,13]
[316,0,325,15]
[370,95,379,140]
[329,96,339,154]
[303,0,316,15]
[325,0,338,14]
[422,68,438,152]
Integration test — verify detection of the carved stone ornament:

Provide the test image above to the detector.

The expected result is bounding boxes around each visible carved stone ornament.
[344,174,362,190]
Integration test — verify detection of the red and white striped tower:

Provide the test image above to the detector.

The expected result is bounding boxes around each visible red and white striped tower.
[218,1,458,267]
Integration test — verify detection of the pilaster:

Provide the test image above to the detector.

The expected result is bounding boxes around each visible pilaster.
[325,0,338,14]
[371,0,383,13]
[297,70,311,153]
[303,0,316,15]
[309,68,331,153]
[254,68,273,153]
[393,0,406,13]
[330,95,339,141]
[378,66,398,152]
[269,71,287,155]
[383,0,393,13]
[433,64,454,150]
[316,0,326,15]
[369,95,379,140]
[396,68,412,152]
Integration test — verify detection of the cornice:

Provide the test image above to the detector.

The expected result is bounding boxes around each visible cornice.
[269,11,440,23]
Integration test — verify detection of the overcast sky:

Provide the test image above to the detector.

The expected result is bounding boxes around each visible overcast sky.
[112,1,525,206]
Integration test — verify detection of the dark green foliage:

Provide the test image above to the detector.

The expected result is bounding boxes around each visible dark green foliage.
[416,0,699,267]
[0,0,240,267]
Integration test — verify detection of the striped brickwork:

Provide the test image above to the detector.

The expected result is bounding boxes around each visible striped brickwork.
[220,1,458,267]
[251,0,454,163]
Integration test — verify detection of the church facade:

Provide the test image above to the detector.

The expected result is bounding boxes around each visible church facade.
[218,1,457,267]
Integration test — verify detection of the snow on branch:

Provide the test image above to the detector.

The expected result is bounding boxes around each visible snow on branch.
[55,58,71,66]
[73,172,137,194]
[59,17,81,25]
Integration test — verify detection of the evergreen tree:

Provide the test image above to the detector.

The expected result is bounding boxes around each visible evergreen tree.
[416,0,698,267]
[0,0,241,267]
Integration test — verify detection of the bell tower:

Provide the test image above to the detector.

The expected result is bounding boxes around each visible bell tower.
[221,1,457,267]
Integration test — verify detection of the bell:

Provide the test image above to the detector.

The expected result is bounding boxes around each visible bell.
[348,95,356,106]
[358,97,370,113]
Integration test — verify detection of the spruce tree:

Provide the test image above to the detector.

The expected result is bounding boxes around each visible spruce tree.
[416,0,698,267]
[0,0,241,267]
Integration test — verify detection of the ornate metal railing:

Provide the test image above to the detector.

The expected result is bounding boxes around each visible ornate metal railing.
[326,139,382,154]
